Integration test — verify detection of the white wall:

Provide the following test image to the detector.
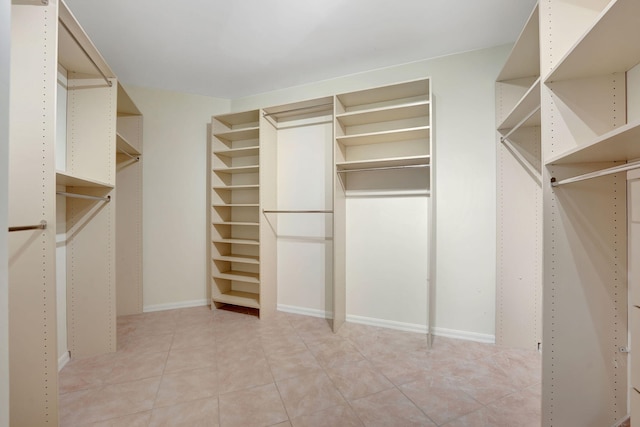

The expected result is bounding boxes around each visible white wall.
[124,86,230,311]
[232,45,509,339]
[1,0,10,422]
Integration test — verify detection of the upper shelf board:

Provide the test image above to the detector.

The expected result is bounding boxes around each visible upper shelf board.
[58,0,115,79]
[116,132,141,156]
[263,96,334,122]
[336,101,430,127]
[545,120,640,165]
[336,126,430,146]
[497,4,540,82]
[56,170,114,188]
[214,110,260,129]
[213,128,259,142]
[117,83,141,116]
[337,155,430,171]
[338,79,430,110]
[498,78,541,131]
[546,0,640,82]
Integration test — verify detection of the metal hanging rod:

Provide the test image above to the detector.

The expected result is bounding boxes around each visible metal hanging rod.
[57,191,111,202]
[262,209,333,214]
[500,105,541,143]
[117,148,140,162]
[500,136,542,183]
[8,220,47,233]
[337,164,429,173]
[58,19,112,88]
[262,103,334,118]
[551,159,640,187]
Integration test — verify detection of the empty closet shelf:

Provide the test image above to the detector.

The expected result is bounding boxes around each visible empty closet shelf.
[213,184,259,190]
[336,126,430,146]
[212,221,259,226]
[212,291,260,309]
[213,238,260,245]
[213,271,260,284]
[336,100,430,126]
[213,127,259,142]
[56,170,113,188]
[214,254,260,264]
[213,146,259,158]
[336,155,430,171]
[212,204,259,208]
[213,166,259,174]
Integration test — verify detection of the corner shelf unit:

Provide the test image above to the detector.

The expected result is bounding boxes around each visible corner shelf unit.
[210,110,274,315]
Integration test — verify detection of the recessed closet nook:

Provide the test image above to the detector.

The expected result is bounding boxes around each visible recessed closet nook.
[8,0,143,424]
[497,0,640,425]
[6,0,640,425]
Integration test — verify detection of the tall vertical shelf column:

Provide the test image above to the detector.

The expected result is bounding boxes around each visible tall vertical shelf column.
[115,84,143,316]
[495,4,542,350]
[210,110,276,316]
[333,79,433,335]
[538,0,640,425]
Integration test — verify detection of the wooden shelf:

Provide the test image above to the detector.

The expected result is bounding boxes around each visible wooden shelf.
[117,83,142,116]
[336,101,430,126]
[337,79,430,111]
[497,78,541,131]
[214,255,260,264]
[214,111,260,129]
[213,127,259,142]
[497,5,540,82]
[337,155,430,171]
[213,270,260,284]
[213,146,259,158]
[213,204,259,208]
[213,185,259,190]
[336,126,430,146]
[213,238,260,246]
[546,120,640,165]
[213,165,259,174]
[212,290,260,309]
[56,170,113,188]
[213,221,259,226]
[116,132,141,156]
[546,0,640,82]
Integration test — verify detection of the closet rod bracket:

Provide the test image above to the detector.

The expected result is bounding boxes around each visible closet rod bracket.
[9,220,47,232]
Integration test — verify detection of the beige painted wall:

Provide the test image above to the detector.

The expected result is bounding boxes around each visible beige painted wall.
[124,86,229,310]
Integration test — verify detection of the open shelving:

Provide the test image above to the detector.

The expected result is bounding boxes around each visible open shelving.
[210,110,266,313]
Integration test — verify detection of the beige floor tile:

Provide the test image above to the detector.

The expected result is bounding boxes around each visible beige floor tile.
[218,383,288,427]
[154,367,219,408]
[171,328,216,350]
[59,377,160,426]
[440,407,494,427]
[290,404,363,427]
[149,397,219,427]
[276,372,346,419]
[164,344,216,374]
[266,348,323,381]
[399,375,482,425]
[89,412,152,427]
[58,352,120,394]
[351,388,436,427]
[485,386,541,427]
[107,351,168,384]
[307,338,364,368]
[218,354,274,394]
[324,359,394,400]
[119,332,174,354]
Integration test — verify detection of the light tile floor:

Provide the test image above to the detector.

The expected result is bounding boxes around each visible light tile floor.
[58,306,542,427]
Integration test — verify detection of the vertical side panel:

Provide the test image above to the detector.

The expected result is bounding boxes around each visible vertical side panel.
[8,2,59,425]
[116,115,143,316]
[628,173,640,422]
[260,114,278,318]
[333,98,346,332]
[66,81,117,357]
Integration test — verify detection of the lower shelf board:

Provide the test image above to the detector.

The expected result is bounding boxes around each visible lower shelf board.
[212,291,260,309]
[213,271,260,283]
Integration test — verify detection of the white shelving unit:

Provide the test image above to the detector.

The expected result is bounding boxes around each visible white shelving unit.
[210,110,276,316]
[495,4,542,350]
[333,78,433,335]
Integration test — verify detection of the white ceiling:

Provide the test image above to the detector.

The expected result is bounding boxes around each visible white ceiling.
[64,0,537,99]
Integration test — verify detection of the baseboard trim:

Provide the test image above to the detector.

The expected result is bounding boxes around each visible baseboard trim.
[431,326,495,344]
[277,304,333,319]
[143,299,208,313]
[346,314,428,334]
[58,351,70,372]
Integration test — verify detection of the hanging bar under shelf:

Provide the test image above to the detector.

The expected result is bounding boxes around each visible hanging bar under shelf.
[262,209,333,214]
[8,220,47,232]
[57,191,111,202]
[337,164,429,173]
[58,19,112,88]
[117,148,140,162]
[551,159,640,187]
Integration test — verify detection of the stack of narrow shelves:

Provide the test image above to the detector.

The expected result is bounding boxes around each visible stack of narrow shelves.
[211,110,262,310]
[335,79,431,175]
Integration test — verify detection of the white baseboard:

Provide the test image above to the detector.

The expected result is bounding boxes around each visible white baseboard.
[58,351,70,372]
[143,299,208,313]
[346,314,428,334]
[277,304,333,319]
[431,326,495,344]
